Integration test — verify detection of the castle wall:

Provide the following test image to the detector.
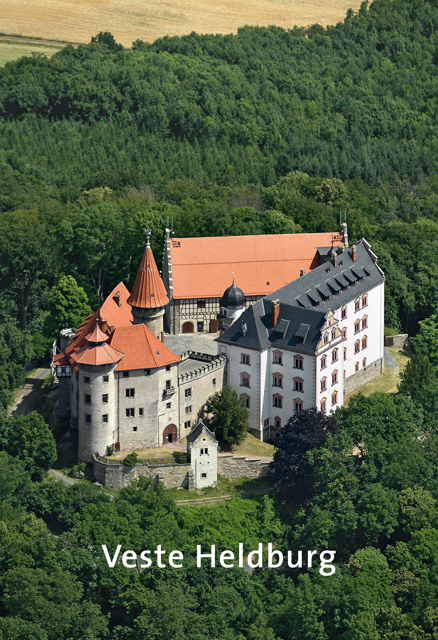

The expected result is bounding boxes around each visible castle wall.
[217,455,271,479]
[344,357,384,396]
[384,334,408,349]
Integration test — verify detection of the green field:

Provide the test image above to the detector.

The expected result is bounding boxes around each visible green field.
[0,40,62,66]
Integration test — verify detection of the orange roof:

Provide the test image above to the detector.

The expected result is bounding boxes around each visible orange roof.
[66,282,133,359]
[127,244,169,309]
[169,232,344,299]
[109,324,181,371]
[70,342,124,367]
[86,321,109,344]
[54,353,70,365]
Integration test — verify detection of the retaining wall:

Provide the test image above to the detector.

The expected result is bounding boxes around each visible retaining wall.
[344,357,383,396]
[384,334,409,349]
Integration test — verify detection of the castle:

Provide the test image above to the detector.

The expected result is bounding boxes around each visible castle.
[53,225,384,463]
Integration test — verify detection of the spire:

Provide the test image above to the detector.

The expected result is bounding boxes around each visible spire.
[127,229,169,309]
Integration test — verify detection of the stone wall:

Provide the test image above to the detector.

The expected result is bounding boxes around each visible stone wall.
[93,452,271,489]
[93,455,193,490]
[344,357,383,396]
[217,454,271,479]
[384,334,409,349]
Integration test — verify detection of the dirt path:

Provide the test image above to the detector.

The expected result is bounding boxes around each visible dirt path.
[8,365,51,417]
[48,469,76,486]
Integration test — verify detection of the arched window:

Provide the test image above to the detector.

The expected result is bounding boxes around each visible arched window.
[294,399,303,412]
[274,416,281,428]
[362,335,368,349]
[354,340,360,354]
[363,358,367,369]
[354,320,360,333]
[323,333,329,345]
[362,316,368,330]
[273,373,283,388]
[273,394,282,408]
[240,373,250,388]
[344,347,347,360]
[321,355,327,369]
[332,348,338,363]
[341,305,347,319]
[331,329,337,341]
[240,393,250,408]
[355,361,359,372]
[342,328,347,340]
[273,351,283,365]
[362,294,368,307]
[293,377,303,392]
[320,398,327,412]
[294,355,303,370]
[320,377,327,392]
[332,391,338,406]
[332,370,338,385]
[355,299,361,312]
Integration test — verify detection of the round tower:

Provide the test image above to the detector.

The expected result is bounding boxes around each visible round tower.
[127,228,169,337]
[71,319,124,462]
[217,277,245,334]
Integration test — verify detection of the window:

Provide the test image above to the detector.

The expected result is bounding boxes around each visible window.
[197,300,206,309]
[165,380,172,389]
[355,340,360,354]
[331,329,337,341]
[102,394,108,404]
[103,375,109,384]
[241,374,250,388]
[332,348,338,363]
[342,328,347,340]
[294,356,303,370]
[200,448,204,455]
[144,369,151,376]
[205,448,208,454]
[323,333,329,345]
[294,378,303,392]
[184,420,191,429]
[84,376,90,384]
[123,371,129,378]
[126,388,135,398]
[185,405,192,414]
[332,370,338,385]
[354,320,360,333]
[320,399,326,412]
[212,378,216,385]
[273,351,283,365]
[201,473,207,478]
[362,294,368,307]
[133,426,137,432]
[362,336,368,349]
[102,414,108,423]
[84,394,91,405]
[126,408,135,418]
[139,408,144,416]
[273,374,283,388]
[341,306,347,319]
[344,347,347,360]
[321,377,327,392]
[273,394,283,408]
[264,418,270,427]
[166,365,171,372]
[241,353,250,365]
[355,362,359,372]
[363,358,367,368]
[362,316,368,330]
[166,402,171,409]
[85,414,91,424]
[185,388,192,397]
[274,417,281,428]
[355,299,360,312]
[321,355,327,369]
[240,394,250,408]
[332,391,338,406]
[294,399,303,412]
[344,370,346,379]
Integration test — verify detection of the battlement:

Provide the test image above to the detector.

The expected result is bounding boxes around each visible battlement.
[178,353,226,383]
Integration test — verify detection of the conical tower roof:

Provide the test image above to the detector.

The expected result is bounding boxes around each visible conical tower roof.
[127,228,169,309]
[85,318,109,344]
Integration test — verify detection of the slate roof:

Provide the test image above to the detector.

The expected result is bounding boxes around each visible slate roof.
[187,420,218,444]
[217,240,384,355]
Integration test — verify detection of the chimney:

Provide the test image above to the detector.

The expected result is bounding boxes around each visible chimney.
[351,245,357,262]
[271,299,280,328]
[333,253,337,268]
[342,222,349,248]
[300,269,306,277]
[160,331,164,342]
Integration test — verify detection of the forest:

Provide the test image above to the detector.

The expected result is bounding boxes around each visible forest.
[2,0,438,636]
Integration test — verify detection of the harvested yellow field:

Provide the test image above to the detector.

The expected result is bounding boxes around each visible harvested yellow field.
[2,0,364,48]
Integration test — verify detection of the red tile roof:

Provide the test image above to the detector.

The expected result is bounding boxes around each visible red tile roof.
[127,245,169,309]
[70,342,124,367]
[169,232,344,299]
[109,324,180,370]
